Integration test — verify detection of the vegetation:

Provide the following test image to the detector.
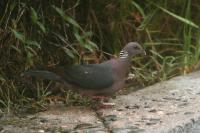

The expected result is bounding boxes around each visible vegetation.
[0,0,200,113]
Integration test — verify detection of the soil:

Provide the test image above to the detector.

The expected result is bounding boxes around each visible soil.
[1,71,200,133]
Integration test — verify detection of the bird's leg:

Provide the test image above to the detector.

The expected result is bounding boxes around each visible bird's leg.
[92,95,109,101]
[45,96,65,104]
[92,96,115,109]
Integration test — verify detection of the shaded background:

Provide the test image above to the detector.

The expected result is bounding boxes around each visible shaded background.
[0,0,200,111]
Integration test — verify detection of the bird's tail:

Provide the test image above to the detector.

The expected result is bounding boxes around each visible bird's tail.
[22,70,62,82]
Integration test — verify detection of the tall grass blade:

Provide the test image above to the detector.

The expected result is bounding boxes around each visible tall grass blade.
[157,6,199,29]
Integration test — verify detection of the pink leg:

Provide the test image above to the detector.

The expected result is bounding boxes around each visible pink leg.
[91,96,115,109]
[92,95,109,100]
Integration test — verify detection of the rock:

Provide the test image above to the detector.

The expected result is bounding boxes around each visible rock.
[2,71,200,132]
[0,126,4,132]
[38,129,45,133]
[98,71,200,132]
[40,118,48,123]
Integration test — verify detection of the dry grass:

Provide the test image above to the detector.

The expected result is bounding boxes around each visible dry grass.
[0,0,200,113]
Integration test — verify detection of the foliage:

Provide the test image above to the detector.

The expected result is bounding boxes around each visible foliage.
[0,0,200,112]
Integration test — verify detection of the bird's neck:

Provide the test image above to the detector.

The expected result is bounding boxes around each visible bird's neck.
[116,54,132,77]
[119,50,131,66]
[119,50,129,59]
[119,57,132,68]
[119,50,132,64]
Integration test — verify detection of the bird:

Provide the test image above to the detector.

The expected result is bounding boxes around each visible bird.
[23,42,146,99]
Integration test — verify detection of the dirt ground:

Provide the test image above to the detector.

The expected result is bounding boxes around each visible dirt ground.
[1,71,200,133]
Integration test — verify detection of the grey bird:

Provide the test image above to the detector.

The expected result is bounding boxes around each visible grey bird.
[24,42,146,98]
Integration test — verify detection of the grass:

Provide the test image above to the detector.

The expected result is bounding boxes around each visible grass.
[1,0,200,113]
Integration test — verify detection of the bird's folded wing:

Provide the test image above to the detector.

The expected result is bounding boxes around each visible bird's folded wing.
[57,64,114,90]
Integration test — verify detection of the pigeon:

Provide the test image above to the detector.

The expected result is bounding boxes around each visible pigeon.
[23,42,146,97]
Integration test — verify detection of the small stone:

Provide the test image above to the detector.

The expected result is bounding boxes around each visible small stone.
[141,117,149,121]
[0,126,3,131]
[178,102,189,107]
[146,121,157,125]
[157,111,164,115]
[152,99,158,101]
[150,118,160,121]
[125,104,139,109]
[184,122,193,132]
[102,102,115,106]
[40,118,48,123]
[46,127,58,133]
[166,112,179,115]
[144,105,150,108]
[196,92,200,95]
[184,112,194,115]
[38,129,45,133]
[104,115,117,121]
[149,118,161,124]
[60,125,70,133]
[74,123,93,130]
[149,109,157,113]
[117,108,123,111]
[168,126,184,133]
[163,97,181,101]
[125,105,130,109]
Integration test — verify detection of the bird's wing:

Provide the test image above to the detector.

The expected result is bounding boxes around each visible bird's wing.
[57,63,114,90]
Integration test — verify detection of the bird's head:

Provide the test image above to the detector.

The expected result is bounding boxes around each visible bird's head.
[119,42,146,58]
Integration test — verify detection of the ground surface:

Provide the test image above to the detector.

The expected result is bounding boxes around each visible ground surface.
[1,71,200,133]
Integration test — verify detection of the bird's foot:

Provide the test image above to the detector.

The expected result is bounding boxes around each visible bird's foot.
[92,96,109,101]
[102,102,115,106]
[90,96,115,109]
[102,102,115,108]
[45,96,65,104]
[96,102,115,109]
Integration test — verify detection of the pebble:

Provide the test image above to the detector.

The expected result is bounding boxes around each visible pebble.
[38,129,45,133]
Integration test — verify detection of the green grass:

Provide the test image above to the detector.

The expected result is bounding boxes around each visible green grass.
[1,0,200,113]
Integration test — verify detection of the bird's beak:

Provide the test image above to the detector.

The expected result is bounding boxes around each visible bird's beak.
[142,50,146,55]
[139,49,146,55]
